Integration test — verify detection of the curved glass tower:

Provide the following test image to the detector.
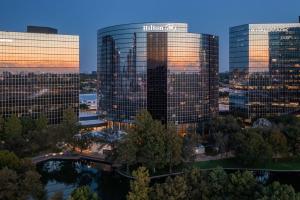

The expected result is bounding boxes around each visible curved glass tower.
[230,22,300,120]
[97,23,218,132]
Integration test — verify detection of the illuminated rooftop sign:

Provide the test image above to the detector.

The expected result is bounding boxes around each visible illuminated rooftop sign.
[143,24,177,32]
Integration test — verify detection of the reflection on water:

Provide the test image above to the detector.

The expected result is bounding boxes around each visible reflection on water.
[37,160,129,200]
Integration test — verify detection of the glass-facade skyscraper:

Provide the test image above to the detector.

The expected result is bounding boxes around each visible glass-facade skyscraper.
[0,27,79,124]
[230,22,300,119]
[97,23,218,132]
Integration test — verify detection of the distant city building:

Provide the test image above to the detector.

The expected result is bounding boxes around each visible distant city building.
[97,23,219,132]
[0,26,79,123]
[229,19,300,119]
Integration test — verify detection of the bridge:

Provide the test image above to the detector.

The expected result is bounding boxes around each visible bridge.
[32,152,114,165]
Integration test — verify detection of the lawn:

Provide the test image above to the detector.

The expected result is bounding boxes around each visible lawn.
[193,158,300,171]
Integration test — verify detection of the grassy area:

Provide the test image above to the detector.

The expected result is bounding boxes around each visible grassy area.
[193,158,300,171]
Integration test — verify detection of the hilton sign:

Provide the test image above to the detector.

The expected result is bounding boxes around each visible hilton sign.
[143,24,177,32]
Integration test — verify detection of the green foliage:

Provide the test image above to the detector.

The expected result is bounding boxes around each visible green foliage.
[117,110,183,173]
[208,115,242,135]
[261,181,299,200]
[0,150,21,170]
[206,116,242,154]
[61,107,80,146]
[0,116,5,138]
[69,186,99,200]
[165,124,183,172]
[0,167,45,200]
[127,167,150,200]
[21,117,35,135]
[206,167,228,199]
[234,129,273,166]
[227,171,260,200]
[117,129,138,173]
[150,176,187,200]
[184,168,209,200]
[138,119,165,173]
[0,168,19,200]
[268,129,288,157]
[182,132,199,162]
[270,115,300,156]
[141,168,300,200]
[21,170,46,200]
[35,115,48,131]
[4,114,22,139]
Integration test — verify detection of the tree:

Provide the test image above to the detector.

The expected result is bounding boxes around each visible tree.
[69,186,99,200]
[127,167,150,200]
[21,117,35,136]
[0,168,19,200]
[145,167,300,200]
[150,176,187,200]
[35,115,48,131]
[0,116,5,140]
[60,107,79,147]
[116,130,138,173]
[261,181,299,200]
[116,110,184,174]
[0,167,45,200]
[205,116,242,155]
[182,132,199,162]
[0,150,20,170]
[165,124,183,172]
[271,115,300,156]
[212,131,227,154]
[206,167,228,199]
[283,125,300,156]
[268,129,288,158]
[139,119,165,173]
[227,171,260,200]
[129,110,166,173]
[4,114,22,139]
[21,170,46,200]
[234,129,273,166]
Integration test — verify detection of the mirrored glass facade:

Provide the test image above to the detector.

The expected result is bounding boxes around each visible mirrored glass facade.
[0,30,79,124]
[97,23,218,130]
[230,23,300,119]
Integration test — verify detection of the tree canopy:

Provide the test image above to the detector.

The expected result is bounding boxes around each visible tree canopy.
[127,167,150,200]
[69,186,100,200]
[117,110,183,174]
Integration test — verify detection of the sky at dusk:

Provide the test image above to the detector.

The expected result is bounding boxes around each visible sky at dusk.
[0,0,299,72]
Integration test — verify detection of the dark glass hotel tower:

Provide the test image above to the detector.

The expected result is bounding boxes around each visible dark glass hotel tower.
[97,23,218,132]
[230,23,300,120]
[0,27,79,124]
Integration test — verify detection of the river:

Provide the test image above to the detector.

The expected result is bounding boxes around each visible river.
[37,160,129,200]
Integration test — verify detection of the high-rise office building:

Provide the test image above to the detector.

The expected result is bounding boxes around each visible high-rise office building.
[0,26,79,124]
[230,20,300,119]
[97,23,218,132]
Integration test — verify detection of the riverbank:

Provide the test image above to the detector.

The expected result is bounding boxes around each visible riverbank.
[193,157,300,171]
